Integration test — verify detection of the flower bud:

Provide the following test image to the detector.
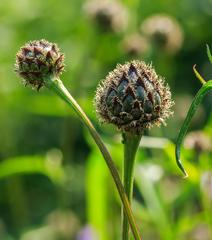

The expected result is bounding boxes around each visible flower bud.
[95,60,174,134]
[84,0,128,33]
[15,39,64,90]
[184,131,212,153]
[121,33,150,56]
[141,14,183,54]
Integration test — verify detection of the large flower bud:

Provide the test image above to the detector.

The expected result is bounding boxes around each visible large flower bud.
[95,60,174,134]
[15,39,64,90]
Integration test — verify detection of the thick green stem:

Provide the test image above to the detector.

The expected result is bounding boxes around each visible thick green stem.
[122,133,142,240]
[45,77,142,240]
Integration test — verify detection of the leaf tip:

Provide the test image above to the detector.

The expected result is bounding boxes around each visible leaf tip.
[206,44,212,64]
[193,64,206,85]
[175,146,188,178]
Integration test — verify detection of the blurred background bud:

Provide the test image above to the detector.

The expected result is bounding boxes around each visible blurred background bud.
[121,33,150,57]
[184,131,212,153]
[200,171,212,202]
[186,223,211,240]
[46,210,80,239]
[76,225,99,240]
[173,94,205,129]
[83,0,128,33]
[141,14,184,54]
[21,210,80,240]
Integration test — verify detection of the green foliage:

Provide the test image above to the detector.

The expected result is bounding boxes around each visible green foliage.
[175,80,212,176]
[175,47,212,176]
[0,154,65,184]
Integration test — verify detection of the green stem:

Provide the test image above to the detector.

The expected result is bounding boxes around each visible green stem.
[122,132,142,240]
[45,77,142,240]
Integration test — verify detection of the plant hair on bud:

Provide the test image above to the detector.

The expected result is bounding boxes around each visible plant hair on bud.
[15,39,65,90]
[95,60,174,134]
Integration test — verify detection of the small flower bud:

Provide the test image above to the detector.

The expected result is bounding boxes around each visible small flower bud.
[15,39,65,90]
[201,171,212,202]
[141,14,183,54]
[84,0,128,33]
[184,131,212,153]
[121,33,150,56]
[95,60,174,134]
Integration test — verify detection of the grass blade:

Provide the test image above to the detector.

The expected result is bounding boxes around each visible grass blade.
[175,80,212,176]
[206,44,212,64]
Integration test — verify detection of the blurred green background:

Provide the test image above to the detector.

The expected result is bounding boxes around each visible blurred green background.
[0,0,212,239]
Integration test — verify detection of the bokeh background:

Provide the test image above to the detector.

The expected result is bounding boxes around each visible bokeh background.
[0,0,212,239]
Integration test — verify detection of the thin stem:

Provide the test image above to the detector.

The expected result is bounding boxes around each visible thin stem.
[122,132,142,240]
[45,77,142,240]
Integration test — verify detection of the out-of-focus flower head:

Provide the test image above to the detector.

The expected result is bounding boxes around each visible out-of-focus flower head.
[76,225,98,240]
[184,131,212,153]
[84,0,128,33]
[186,223,211,240]
[141,14,183,54]
[121,33,150,56]
[46,210,80,239]
[200,171,212,203]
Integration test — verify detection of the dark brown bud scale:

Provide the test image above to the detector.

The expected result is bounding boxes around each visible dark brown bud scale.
[95,60,174,134]
[15,39,64,90]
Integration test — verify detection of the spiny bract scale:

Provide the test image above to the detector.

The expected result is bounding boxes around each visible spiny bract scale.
[95,60,173,134]
[15,39,64,90]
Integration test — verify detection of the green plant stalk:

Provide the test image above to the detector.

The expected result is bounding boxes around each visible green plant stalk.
[175,79,212,176]
[44,77,142,240]
[122,132,142,240]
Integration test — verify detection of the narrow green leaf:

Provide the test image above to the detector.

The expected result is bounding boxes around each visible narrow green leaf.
[193,65,206,85]
[0,155,65,184]
[206,44,212,64]
[175,80,212,176]
[86,148,108,240]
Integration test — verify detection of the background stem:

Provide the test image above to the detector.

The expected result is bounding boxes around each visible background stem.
[45,77,142,240]
[122,133,142,240]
